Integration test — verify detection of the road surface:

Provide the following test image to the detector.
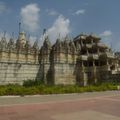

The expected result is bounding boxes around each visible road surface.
[0,91,120,120]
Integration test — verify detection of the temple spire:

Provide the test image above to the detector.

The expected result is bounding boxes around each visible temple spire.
[19,22,21,33]
[12,32,14,39]
[43,28,46,35]
[3,31,6,38]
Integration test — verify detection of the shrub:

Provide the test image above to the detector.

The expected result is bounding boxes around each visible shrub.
[23,80,44,87]
[0,82,119,96]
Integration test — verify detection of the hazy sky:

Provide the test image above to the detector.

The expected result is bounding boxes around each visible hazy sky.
[0,0,120,50]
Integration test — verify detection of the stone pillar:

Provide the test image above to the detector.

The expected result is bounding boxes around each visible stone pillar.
[80,60,87,86]
[93,60,97,84]
[91,39,94,44]
[97,48,100,55]
[106,59,109,65]
[81,40,83,46]
[81,60,84,67]
[87,49,89,55]
[93,60,95,66]
[106,59,111,71]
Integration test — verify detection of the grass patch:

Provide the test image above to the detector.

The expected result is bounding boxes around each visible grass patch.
[0,82,119,96]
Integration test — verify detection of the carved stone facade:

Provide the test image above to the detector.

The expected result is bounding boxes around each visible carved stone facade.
[0,32,120,85]
[0,32,40,85]
[39,34,120,86]
[0,32,39,63]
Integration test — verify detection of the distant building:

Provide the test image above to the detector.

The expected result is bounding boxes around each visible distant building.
[0,32,120,85]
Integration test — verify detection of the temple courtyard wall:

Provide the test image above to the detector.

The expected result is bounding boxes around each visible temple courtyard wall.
[54,63,76,85]
[0,51,42,85]
[0,62,41,85]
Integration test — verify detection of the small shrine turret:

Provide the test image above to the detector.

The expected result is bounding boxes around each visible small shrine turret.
[69,40,76,54]
[32,40,39,51]
[63,36,70,54]
[0,36,7,50]
[8,38,15,50]
[16,31,26,49]
[39,35,51,63]
[53,37,62,52]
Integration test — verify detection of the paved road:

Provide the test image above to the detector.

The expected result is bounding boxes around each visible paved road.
[0,91,120,120]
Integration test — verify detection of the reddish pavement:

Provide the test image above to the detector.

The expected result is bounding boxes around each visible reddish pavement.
[0,91,120,120]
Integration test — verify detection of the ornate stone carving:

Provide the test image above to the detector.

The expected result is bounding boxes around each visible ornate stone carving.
[40,35,51,57]
[33,40,39,51]
[69,41,76,54]
[8,38,15,50]
[25,40,31,50]
[53,37,62,51]
[64,36,70,53]
[43,36,51,49]
[16,39,21,49]
[0,37,7,49]
[76,42,81,51]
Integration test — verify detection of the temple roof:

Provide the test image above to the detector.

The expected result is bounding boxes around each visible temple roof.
[74,33,101,41]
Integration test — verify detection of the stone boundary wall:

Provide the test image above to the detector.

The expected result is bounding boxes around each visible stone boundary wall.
[0,62,41,85]
[54,63,76,85]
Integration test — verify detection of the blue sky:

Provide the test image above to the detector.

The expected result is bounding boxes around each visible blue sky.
[0,0,120,50]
